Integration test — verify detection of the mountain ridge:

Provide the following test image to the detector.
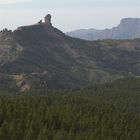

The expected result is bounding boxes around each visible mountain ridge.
[66,18,140,40]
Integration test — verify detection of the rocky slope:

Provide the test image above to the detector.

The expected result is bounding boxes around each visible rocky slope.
[0,15,140,92]
[66,18,140,40]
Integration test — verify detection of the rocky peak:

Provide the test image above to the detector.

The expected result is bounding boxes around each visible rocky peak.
[0,28,13,36]
[37,14,52,27]
[120,18,140,25]
[17,14,53,31]
[14,14,65,40]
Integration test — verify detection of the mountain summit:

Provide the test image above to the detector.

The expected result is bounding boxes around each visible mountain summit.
[0,15,140,92]
[17,14,54,31]
[66,18,140,40]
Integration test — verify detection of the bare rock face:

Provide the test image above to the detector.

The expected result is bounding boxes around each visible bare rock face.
[44,14,52,26]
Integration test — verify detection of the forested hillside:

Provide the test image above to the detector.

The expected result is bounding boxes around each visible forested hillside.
[0,78,139,140]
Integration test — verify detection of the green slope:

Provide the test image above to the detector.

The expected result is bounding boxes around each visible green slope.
[0,77,139,139]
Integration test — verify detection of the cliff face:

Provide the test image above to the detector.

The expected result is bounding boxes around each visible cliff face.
[0,17,140,92]
[66,18,140,40]
[110,18,140,39]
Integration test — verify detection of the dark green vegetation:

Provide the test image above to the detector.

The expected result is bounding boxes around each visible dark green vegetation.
[0,23,140,91]
[0,78,140,140]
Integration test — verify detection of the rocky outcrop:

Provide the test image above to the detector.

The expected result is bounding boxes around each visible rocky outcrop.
[44,14,52,26]
[17,14,53,31]
[0,29,23,66]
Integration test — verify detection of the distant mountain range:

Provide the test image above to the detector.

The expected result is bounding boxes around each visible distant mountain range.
[66,18,140,40]
[0,15,140,93]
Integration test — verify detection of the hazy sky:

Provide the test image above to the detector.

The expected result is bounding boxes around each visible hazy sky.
[0,0,140,32]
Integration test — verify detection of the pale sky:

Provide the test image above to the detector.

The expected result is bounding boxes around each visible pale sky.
[0,0,140,32]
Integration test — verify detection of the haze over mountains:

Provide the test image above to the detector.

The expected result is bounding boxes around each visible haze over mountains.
[0,15,140,92]
[66,18,140,40]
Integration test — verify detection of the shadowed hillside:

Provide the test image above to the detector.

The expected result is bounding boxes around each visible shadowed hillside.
[0,15,140,92]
